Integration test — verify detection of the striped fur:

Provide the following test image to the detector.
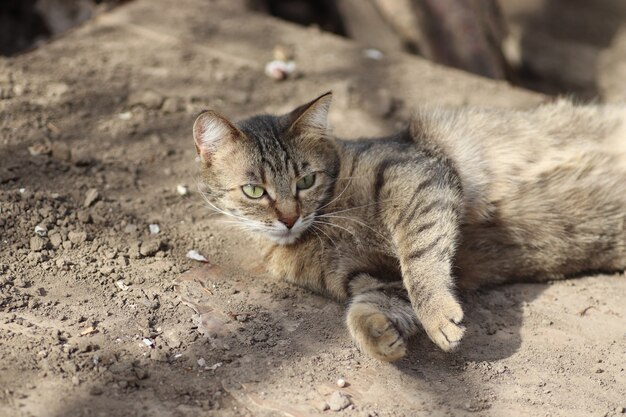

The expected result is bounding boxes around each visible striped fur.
[193,93,626,361]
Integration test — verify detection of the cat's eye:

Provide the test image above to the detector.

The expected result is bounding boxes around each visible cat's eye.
[242,184,265,199]
[296,174,316,190]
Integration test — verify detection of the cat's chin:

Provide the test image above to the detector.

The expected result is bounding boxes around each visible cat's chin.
[264,230,302,245]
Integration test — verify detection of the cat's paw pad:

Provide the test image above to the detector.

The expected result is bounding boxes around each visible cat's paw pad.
[419,296,465,352]
[347,304,406,362]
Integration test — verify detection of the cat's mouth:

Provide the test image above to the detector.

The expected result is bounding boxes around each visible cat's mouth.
[265,217,310,245]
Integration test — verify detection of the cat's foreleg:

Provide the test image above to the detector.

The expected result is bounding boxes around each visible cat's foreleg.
[395,216,465,351]
[345,274,418,361]
[384,171,465,351]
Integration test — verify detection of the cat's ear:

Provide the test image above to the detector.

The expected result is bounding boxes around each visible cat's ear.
[287,92,332,133]
[193,110,240,164]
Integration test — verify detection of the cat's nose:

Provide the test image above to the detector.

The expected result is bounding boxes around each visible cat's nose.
[279,215,298,229]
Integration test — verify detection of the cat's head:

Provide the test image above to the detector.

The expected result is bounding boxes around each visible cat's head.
[193,92,340,245]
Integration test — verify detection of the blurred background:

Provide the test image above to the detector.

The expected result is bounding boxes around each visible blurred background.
[2,0,626,100]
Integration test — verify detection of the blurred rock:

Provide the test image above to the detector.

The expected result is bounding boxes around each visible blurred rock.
[328,391,351,411]
[140,239,161,257]
[128,90,164,109]
[84,188,99,208]
[598,27,626,103]
[68,231,87,244]
[30,236,46,252]
[161,97,183,113]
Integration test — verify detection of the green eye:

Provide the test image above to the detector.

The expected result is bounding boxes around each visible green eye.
[242,184,265,199]
[296,174,316,190]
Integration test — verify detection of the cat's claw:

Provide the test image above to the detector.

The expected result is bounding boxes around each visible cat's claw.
[347,304,407,362]
[419,296,465,352]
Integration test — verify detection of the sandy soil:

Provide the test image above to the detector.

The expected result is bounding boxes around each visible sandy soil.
[0,1,624,416]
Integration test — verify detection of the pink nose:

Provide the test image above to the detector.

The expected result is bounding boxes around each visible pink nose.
[279,215,298,229]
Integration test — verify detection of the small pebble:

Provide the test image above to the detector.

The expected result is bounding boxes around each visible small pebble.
[28,143,51,156]
[148,224,160,234]
[363,48,384,60]
[49,233,62,248]
[30,236,46,252]
[68,231,87,244]
[140,239,161,257]
[115,280,130,291]
[328,391,351,411]
[99,266,114,275]
[176,185,189,196]
[34,225,47,237]
[84,188,99,207]
[186,250,208,262]
[264,60,296,81]
[27,252,44,263]
[336,378,347,388]
[80,326,98,336]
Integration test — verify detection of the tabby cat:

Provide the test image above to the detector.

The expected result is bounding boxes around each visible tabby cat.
[192,92,626,361]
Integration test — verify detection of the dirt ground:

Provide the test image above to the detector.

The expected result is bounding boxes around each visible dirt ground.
[0,1,625,416]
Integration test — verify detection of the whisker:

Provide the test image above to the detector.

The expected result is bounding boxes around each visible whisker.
[195,182,250,223]
[313,220,359,241]
[310,224,339,249]
[317,213,391,244]
[318,197,404,216]
[335,175,368,181]
[317,175,354,211]
[308,226,327,251]
[218,220,264,232]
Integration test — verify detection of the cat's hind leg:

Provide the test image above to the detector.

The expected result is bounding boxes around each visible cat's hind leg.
[346,275,418,362]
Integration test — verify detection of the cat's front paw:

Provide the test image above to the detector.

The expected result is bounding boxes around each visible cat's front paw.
[346,303,407,362]
[417,294,465,352]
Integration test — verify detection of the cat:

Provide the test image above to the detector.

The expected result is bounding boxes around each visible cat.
[192,92,626,361]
